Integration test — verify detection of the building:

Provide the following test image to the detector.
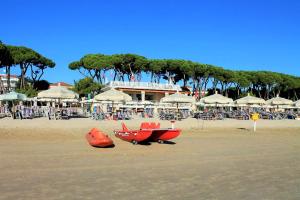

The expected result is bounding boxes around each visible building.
[0,74,19,93]
[49,82,73,89]
[103,81,190,103]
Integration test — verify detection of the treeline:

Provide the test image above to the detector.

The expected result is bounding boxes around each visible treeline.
[0,41,55,92]
[69,53,300,100]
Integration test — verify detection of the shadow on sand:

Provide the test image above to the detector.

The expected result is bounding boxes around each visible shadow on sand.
[93,144,116,148]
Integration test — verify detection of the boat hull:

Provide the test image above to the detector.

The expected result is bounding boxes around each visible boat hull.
[150,129,181,142]
[86,128,114,148]
[115,129,153,143]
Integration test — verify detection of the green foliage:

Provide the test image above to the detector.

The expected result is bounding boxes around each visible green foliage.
[15,86,38,97]
[73,77,102,96]
[68,53,300,100]
[34,80,50,90]
[0,42,13,66]
[0,41,56,91]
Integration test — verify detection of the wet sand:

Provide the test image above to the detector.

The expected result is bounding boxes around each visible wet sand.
[0,118,300,199]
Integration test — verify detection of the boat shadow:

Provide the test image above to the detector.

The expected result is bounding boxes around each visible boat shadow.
[94,144,116,148]
[160,141,176,145]
[138,141,152,146]
[141,140,177,145]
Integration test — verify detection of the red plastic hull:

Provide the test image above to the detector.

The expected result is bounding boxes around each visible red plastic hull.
[115,129,153,143]
[86,128,114,147]
[150,129,181,142]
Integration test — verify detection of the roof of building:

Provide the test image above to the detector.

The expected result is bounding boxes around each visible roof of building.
[0,74,18,78]
[105,81,182,92]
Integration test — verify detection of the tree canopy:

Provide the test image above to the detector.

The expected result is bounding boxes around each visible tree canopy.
[69,53,300,100]
[0,41,55,92]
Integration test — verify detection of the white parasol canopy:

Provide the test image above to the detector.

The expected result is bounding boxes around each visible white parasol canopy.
[235,94,266,105]
[161,92,194,103]
[38,86,79,99]
[200,92,233,104]
[266,95,293,105]
[94,88,132,102]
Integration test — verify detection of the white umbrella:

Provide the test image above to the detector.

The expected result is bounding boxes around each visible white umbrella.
[94,88,132,102]
[235,94,266,105]
[161,92,194,103]
[266,95,293,105]
[94,88,132,113]
[161,92,194,118]
[38,86,79,99]
[200,92,233,104]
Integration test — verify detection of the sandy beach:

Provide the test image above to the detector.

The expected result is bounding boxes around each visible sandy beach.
[0,118,300,200]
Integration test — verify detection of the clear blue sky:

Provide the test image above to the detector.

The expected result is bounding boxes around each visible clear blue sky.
[2,0,300,84]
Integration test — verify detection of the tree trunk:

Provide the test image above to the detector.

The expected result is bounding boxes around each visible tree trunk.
[294,90,298,100]
[6,66,11,91]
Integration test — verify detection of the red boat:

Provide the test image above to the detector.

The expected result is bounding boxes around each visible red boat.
[114,122,181,144]
[114,123,153,144]
[150,129,181,143]
[86,128,114,147]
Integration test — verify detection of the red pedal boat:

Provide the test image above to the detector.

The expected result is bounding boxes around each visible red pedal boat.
[114,122,181,144]
[114,123,153,144]
[86,128,114,147]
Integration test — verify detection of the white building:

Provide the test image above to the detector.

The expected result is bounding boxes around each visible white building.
[103,81,190,103]
[0,74,19,93]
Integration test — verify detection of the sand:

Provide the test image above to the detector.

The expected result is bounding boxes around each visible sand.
[0,118,300,200]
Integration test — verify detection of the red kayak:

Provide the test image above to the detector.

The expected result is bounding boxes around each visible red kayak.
[114,122,181,144]
[86,128,114,147]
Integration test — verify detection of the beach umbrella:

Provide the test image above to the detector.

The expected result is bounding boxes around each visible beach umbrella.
[94,88,132,113]
[200,92,233,104]
[38,86,79,99]
[199,92,233,108]
[161,92,194,118]
[235,94,266,105]
[0,91,27,101]
[94,88,132,102]
[161,92,194,104]
[266,95,293,106]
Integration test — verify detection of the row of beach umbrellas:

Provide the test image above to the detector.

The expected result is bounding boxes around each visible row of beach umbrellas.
[196,92,299,108]
[1,87,300,109]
